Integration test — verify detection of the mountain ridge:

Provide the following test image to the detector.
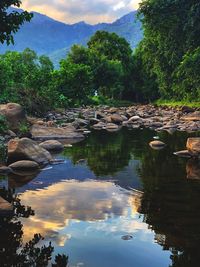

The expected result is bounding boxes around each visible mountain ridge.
[0,8,143,66]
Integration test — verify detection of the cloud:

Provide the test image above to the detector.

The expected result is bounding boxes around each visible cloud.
[20,0,140,24]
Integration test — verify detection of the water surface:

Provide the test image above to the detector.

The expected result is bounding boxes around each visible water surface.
[1,128,200,267]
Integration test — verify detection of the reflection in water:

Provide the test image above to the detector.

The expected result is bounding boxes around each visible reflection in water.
[0,128,200,266]
[20,180,143,245]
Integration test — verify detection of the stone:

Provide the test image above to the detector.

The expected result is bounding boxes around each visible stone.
[121,235,133,240]
[110,114,124,124]
[39,140,64,152]
[182,111,200,122]
[149,140,166,150]
[93,122,106,130]
[186,138,200,157]
[0,166,12,175]
[8,138,52,165]
[9,160,39,171]
[173,150,192,158]
[128,116,141,122]
[31,125,84,141]
[0,103,26,130]
[106,123,119,131]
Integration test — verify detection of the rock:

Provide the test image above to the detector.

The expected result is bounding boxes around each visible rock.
[174,150,192,158]
[181,106,194,113]
[0,166,12,175]
[106,123,119,132]
[96,112,105,119]
[186,138,200,157]
[9,160,39,171]
[93,122,106,130]
[149,140,166,150]
[121,235,133,240]
[89,118,100,125]
[182,111,200,122]
[0,103,26,130]
[72,118,89,128]
[7,130,17,138]
[110,114,124,124]
[8,138,52,165]
[31,125,84,142]
[39,140,64,152]
[128,115,141,122]
[186,160,200,180]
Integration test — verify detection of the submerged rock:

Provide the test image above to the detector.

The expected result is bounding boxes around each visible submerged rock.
[174,150,192,158]
[149,140,166,150]
[121,235,133,241]
[8,138,52,165]
[39,140,64,152]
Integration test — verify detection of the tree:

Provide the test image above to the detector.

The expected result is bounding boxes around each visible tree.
[88,31,132,68]
[138,0,200,100]
[0,0,33,44]
[55,59,94,105]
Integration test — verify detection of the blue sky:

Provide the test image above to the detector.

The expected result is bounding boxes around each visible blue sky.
[21,0,140,24]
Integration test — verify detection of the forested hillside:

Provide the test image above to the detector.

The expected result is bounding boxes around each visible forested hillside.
[0,8,142,66]
[0,0,199,117]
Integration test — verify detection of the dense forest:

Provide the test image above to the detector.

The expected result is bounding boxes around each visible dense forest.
[0,0,199,115]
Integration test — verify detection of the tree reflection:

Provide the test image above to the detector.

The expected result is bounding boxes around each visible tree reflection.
[139,166,200,267]
[0,187,68,267]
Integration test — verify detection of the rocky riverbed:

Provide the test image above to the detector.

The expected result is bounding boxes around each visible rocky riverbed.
[0,103,200,176]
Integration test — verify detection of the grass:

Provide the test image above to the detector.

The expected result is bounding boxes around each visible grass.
[155,99,200,108]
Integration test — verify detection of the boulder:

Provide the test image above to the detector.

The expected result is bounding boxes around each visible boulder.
[8,138,52,165]
[39,140,64,152]
[9,160,39,171]
[149,140,166,150]
[111,114,124,124]
[30,125,84,142]
[173,150,192,158]
[0,103,26,130]
[186,138,200,157]
[0,166,12,175]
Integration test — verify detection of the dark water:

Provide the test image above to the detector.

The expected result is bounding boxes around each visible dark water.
[1,128,200,267]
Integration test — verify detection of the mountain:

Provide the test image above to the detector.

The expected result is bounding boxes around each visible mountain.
[0,9,143,67]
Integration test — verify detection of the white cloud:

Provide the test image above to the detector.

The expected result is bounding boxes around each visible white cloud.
[20,0,140,24]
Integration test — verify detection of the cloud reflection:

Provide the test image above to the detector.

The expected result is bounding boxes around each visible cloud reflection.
[20,180,143,245]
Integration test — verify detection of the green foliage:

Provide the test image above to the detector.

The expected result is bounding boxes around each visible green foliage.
[138,0,200,101]
[18,121,30,137]
[0,115,8,134]
[0,0,33,44]
[0,137,7,164]
[172,47,200,100]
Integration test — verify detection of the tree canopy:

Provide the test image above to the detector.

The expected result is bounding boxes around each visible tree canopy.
[0,0,33,44]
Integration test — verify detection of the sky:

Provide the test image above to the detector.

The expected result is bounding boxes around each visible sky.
[20,0,141,24]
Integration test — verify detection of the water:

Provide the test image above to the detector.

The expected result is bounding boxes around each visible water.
[1,128,200,267]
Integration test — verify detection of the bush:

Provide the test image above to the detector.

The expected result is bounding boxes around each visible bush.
[0,115,8,134]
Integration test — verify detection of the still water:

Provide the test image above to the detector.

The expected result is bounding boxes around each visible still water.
[1,128,200,267]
